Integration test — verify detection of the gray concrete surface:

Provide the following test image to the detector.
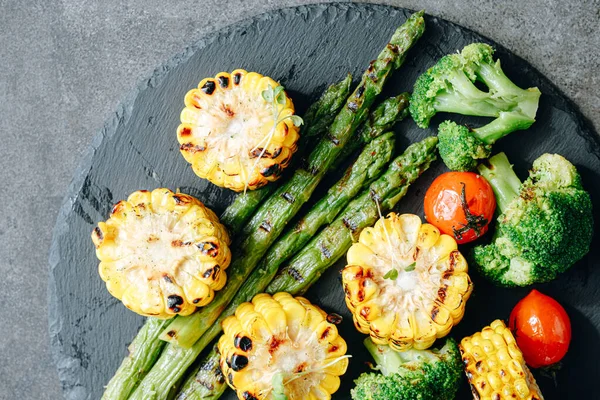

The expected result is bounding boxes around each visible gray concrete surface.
[0,1,597,399]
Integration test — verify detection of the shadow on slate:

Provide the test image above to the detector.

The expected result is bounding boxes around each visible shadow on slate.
[48,3,600,399]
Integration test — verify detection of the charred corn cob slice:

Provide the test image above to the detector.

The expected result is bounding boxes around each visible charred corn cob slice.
[91,188,231,318]
[218,293,349,400]
[460,320,544,400]
[178,70,300,192]
[342,213,473,351]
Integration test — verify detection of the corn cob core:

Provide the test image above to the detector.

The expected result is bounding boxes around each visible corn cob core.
[91,188,231,318]
[460,320,544,400]
[218,293,348,400]
[178,70,300,192]
[342,213,473,351]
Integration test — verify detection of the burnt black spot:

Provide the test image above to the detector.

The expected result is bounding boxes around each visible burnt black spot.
[328,134,340,146]
[93,226,103,241]
[197,241,219,257]
[250,147,272,158]
[173,194,190,204]
[234,335,253,352]
[167,295,184,312]
[259,221,272,233]
[342,217,357,233]
[282,192,295,203]
[475,360,482,370]
[230,354,249,371]
[261,163,281,177]
[228,372,235,388]
[180,143,206,153]
[355,85,365,98]
[320,327,332,340]
[166,330,176,338]
[201,80,216,95]
[233,73,242,85]
[218,76,229,88]
[163,274,173,284]
[387,43,399,53]
[242,392,258,400]
[318,242,332,258]
[286,266,304,282]
[327,313,343,325]
[438,286,447,302]
[431,307,439,320]
[192,298,202,304]
[179,127,192,137]
[215,368,225,384]
[202,265,220,280]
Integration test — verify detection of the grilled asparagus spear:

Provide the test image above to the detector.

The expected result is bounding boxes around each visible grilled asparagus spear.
[126,12,425,400]
[101,77,351,400]
[175,136,438,400]
[156,11,425,349]
[101,318,170,400]
[220,75,353,232]
[166,125,396,350]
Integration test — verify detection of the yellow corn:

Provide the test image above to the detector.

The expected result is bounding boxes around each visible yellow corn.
[342,213,473,351]
[460,320,544,400]
[218,293,348,400]
[91,188,231,318]
[178,70,300,192]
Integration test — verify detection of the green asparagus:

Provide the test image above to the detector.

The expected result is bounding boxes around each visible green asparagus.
[174,346,223,400]
[101,318,171,400]
[128,12,425,399]
[175,136,438,400]
[101,76,351,400]
[251,94,409,280]
[267,136,438,293]
[158,11,425,349]
[219,74,352,233]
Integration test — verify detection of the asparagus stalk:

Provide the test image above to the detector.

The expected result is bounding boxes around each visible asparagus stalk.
[100,76,351,400]
[167,129,395,351]
[241,95,408,287]
[267,136,438,293]
[127,13,425,400]
[157,11,425,349]
[220,74,353,232]
[174,346,223,400]
[101,318,171,400]
[175,136,438,400]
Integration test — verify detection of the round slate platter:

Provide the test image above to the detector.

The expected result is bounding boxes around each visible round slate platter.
[49,3,600,399]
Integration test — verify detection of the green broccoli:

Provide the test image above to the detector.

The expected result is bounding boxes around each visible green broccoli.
[409,43,541,171]
[351,338,462,400]
[473,152,594,286]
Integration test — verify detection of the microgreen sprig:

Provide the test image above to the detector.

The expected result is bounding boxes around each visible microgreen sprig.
[243,84,303,193]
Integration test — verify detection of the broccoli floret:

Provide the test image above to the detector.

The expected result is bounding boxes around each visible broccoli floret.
[472,152,594,286]
[351,338,462,400]
[409,43,541,171]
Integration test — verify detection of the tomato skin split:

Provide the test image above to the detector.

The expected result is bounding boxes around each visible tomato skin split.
[509,289,572,368]
[424,172,496,244]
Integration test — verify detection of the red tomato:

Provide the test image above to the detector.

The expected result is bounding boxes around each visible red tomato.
[424,172,496,244]
[509,290,572,368]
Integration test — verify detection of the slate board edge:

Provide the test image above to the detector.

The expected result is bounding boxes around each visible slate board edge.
[46,2,600,399]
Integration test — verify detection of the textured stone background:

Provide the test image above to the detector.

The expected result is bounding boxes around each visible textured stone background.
[0,1,597,399]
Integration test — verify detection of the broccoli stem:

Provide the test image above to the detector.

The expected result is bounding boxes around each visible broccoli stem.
[477,152,522,213]
[472,111,536,144]
[363,338,404,377]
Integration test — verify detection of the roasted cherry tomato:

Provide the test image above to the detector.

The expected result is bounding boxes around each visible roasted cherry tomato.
[424,172,496,244]
[509,290,572,368]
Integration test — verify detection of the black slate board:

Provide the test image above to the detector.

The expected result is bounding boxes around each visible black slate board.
[48,3,600,399]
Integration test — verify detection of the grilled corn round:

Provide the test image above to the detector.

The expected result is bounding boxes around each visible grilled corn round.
[460,320,544,400]
[178,70,300,192]
[91,188,231,318]
[342,213,473,351]
[218,293,349,400]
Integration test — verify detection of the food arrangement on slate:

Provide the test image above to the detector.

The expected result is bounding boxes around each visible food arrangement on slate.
[50,5,598,400]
